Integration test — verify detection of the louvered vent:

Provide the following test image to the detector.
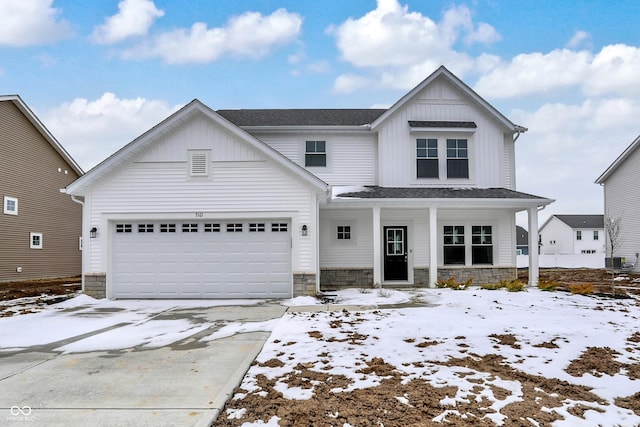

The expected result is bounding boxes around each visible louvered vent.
[189,150,210,177]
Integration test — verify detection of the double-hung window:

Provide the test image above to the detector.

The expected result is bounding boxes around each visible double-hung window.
[3,196,18,215]
[593,230,599,240]
[446,139,468,178]
[576,230,582,241]
[305,141,326,167]
[416,138,438,178]
[443,226,465,264]
[472,226,493,264]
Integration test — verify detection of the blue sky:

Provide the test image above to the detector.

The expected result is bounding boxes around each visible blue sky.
[2,0,640,226]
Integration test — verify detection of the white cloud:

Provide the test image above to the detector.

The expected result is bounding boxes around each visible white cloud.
[0,0,72,46]
[329,0,499,92]
[122,8,302,64]
[91,0,164,45]
[511,98,640,219]
[566,30,591,49]
[42,93,181,170]
[475,44,640,99]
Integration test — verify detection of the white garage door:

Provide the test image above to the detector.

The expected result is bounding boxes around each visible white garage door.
[112,220,291,298]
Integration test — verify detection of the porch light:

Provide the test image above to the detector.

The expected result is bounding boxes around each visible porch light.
[90,227,97,238]
[301,224,308,236]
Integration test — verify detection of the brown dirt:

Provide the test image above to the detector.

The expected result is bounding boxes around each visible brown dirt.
[519,268,640,295]
[0,276,81,317]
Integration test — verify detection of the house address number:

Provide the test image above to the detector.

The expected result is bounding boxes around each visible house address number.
[195,212,204,217]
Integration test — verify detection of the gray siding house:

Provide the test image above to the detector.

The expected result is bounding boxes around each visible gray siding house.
[596,134,640,270]
[1,95,83,281]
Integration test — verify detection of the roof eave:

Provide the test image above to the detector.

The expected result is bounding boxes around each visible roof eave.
[326,197,554,209]
[595,134,640,184]
[238,125,372,133]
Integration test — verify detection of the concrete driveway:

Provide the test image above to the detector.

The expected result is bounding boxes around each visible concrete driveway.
[0,300,287,426]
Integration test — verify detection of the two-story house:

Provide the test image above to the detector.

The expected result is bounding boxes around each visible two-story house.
[65,66,552,299]
[538,214,604,255]
[596,134,640,271]
[1,95,83,281]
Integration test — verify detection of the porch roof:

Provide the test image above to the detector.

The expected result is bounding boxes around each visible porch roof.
[335,186,548,200]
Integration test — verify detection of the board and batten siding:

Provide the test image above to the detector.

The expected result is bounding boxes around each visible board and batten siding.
[0,101,81,281]
[377,78,510,188]
[84,115,320,276]
[603,146,640,269]
[255,133,377,186]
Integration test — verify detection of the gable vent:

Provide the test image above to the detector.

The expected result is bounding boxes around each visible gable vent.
[189,150,210,177]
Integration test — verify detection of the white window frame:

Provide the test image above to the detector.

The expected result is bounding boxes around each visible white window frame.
[188,150,211,177]
[30,232,43,249]
[4,196,18,215]
[304,140,327,168]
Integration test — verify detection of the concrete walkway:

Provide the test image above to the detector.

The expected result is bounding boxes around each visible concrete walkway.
[0,303,286,427]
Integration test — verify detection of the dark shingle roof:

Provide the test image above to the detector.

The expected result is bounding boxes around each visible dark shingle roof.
[408,121,477,128]
[336,186,547,200]
[217,109,387,127]
[554,214,604,229]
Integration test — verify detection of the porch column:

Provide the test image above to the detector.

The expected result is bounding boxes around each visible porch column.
[373,207,381,286]
[527,206,539,287]
[429,206,438,288]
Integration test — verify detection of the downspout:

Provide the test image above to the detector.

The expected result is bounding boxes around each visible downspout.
[68,193,85,293]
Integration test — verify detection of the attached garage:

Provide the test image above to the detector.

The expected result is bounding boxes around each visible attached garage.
[112,219,291,299]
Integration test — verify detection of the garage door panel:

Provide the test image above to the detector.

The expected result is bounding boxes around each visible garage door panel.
[112,219,292,298]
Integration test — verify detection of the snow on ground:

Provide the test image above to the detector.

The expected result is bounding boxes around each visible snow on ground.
[227,288,640,426]
[0,295,269,353]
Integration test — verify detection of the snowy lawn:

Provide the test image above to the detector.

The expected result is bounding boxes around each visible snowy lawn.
[216,288,640,426]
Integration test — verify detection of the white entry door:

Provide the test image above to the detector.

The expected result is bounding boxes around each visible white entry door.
[111,220,291,298]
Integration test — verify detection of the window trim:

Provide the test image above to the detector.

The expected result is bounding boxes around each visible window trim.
[30,232,43,249]
[442,223,495,266]
[416,138,439,179]
[446,138,469,179]
[4,196,18,215]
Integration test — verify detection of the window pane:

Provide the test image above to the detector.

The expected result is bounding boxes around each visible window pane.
[472,246,493,264]
[416,138,427,149]
[305,140,314,152]
[316,140,325,152]
[305,154,326,167]
[444,246,465,264]
[417,159,438,178]
[447,159,469,178]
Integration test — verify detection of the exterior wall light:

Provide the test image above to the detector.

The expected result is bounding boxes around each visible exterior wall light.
[90,227,98,238]
[301,224,308,236]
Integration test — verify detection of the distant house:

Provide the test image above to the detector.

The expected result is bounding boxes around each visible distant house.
[0,95,83,281]
[65,66,552,299]
[538,215,604,255]
[516,226,529,255]
[596,134,640,270]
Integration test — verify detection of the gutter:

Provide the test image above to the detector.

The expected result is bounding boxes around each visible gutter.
[68,193,85,293]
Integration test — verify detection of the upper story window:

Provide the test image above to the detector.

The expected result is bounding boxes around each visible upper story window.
[3,196,18,215]
[30,232,43,249]
[189,150,211,177]
[305,140,326,167]
[593,230,599,240]
[446,139,468,178]
[416,139,438,178]
[576,230,582,241]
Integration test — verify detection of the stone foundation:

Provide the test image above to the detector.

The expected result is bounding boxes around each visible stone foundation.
[437,267,516,285]
[293,273,317,297]
[84,273,106,299]
[320,268,374,291]
[413,268,430,286]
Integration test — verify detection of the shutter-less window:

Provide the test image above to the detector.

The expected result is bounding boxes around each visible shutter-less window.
[189,150,210,177]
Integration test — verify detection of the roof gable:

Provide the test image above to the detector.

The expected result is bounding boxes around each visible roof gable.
[370,66,525,133]
[0,95,83,176]
[595,134,640,183]
[66,100,328,195]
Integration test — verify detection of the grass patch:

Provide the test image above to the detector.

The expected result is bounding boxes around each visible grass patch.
[570,283,593,295]
[538,279,559,292]
[436,276,473,290]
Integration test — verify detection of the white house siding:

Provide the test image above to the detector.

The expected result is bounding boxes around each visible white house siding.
[381,209,430,268]
[603,147,640,268]
[377,78,509,188]
[319,209,373,268]
[539,219,572,255]
[503,135,515,190]
[256,133,377,186]
[84,116,320,280]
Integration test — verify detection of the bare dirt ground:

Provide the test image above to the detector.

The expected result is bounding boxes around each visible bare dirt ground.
[0,276,81,317]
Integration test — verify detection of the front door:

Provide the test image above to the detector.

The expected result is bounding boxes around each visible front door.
[384,226,408,281]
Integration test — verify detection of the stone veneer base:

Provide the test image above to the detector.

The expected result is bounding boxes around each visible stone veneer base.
[84,273,106,299]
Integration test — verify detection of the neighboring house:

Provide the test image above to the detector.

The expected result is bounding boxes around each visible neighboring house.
[596,134,640,271]
[0,95,83,281]
[65,66,553,299]
[538,214,604,255]
[516,226,529,255]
